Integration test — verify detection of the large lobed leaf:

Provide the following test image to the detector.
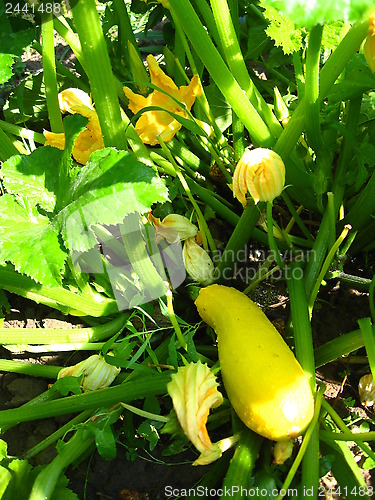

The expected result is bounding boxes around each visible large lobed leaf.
[59,148,169,252]
[261,0,375,28]
[0,195,66,287]
[0,140,168,286]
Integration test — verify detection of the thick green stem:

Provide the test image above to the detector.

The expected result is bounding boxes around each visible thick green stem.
[41,13,64,133]
[314,324,375,368]
[215,203,260,283]
[0,265,118,317]
[211,0,282,139]
[274,19,368,160]
[113,0,142,70]
[359,317,375,380]
[304,24,323,154]
[0,360,60,378]
[0,314,128,345]
[168,0,273,147]
[303,96,362,300]
[29,428,95,500]
[286,262,316,387]
[0,373,171,427]
[71,0,126,149]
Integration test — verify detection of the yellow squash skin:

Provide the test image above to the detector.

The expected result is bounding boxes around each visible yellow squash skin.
[195,284,314,441]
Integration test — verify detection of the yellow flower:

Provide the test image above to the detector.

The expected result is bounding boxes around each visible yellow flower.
[182,237,215,285]
[148,212,198,244]
[167,361,223,455]
[43,88,104,164]
[364,15,375,72]
[273,439,294,464]
[57,354,120,392]
[123,55,201,145]
[358,374,375,407]
[232,148,285,206]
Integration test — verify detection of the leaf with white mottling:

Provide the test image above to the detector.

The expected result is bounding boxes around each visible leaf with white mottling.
[1,147,63,212]
[0,195,67,286]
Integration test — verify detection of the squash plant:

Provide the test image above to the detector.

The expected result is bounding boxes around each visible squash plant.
[0,0,375,497]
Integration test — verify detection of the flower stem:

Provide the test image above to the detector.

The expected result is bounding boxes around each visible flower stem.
[0,373,171,426]
[71,0,127,149]
[41,13,64,133]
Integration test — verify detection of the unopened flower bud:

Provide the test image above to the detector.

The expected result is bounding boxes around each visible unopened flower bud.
[183,238,214,285]
[358,374,375,407]
[273,439,293,464]
[274,87,289,127]
[233,148,286,206]
[58,88,93,114]
[149,213,198,244]
[58,354,120,392]
[364,15,375,73]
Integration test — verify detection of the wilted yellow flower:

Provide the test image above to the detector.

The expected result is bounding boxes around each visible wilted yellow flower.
[167,361,223,455]
[123,55,201,145]
[273,439,294,464]
[193,435,239,466]
[232,148,285,206]
[43,88,104,164]
[58,354,120,392]
[182,237,214,285]
[364,15,375,72]
[358,374,375,407]
[148,212,198,244]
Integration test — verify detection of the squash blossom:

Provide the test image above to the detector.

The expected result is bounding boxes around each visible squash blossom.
[364,14,375,73]
[232,148,285,206]
[182,237,215,285]
[58,354,120,392]
[358,374,375,407]
[273,439,294,465]
[43,88,104,164]
[167,361,226,464]
[148,212,198,244]
[123,55,202,145]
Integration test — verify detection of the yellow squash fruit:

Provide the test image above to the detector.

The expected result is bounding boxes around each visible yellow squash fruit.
[195,284,314,441]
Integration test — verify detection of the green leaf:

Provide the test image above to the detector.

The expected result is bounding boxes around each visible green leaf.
[261,0,375,28]
[204,84,232,132]
[91,422,117,460]
[3,72,47,125]
[328,55,375,102]
[0,7,36,84]
[322,21,350,51]
[0,466,12,497]
[5,459,34,500]
[52,376,84,396]
[0,53,14,85]
[59,148,169,252]
[137,420,160,451]
[1,147,63,212]
[261,0,303,54]
[0,439,8,460]
[0,195,67,286]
